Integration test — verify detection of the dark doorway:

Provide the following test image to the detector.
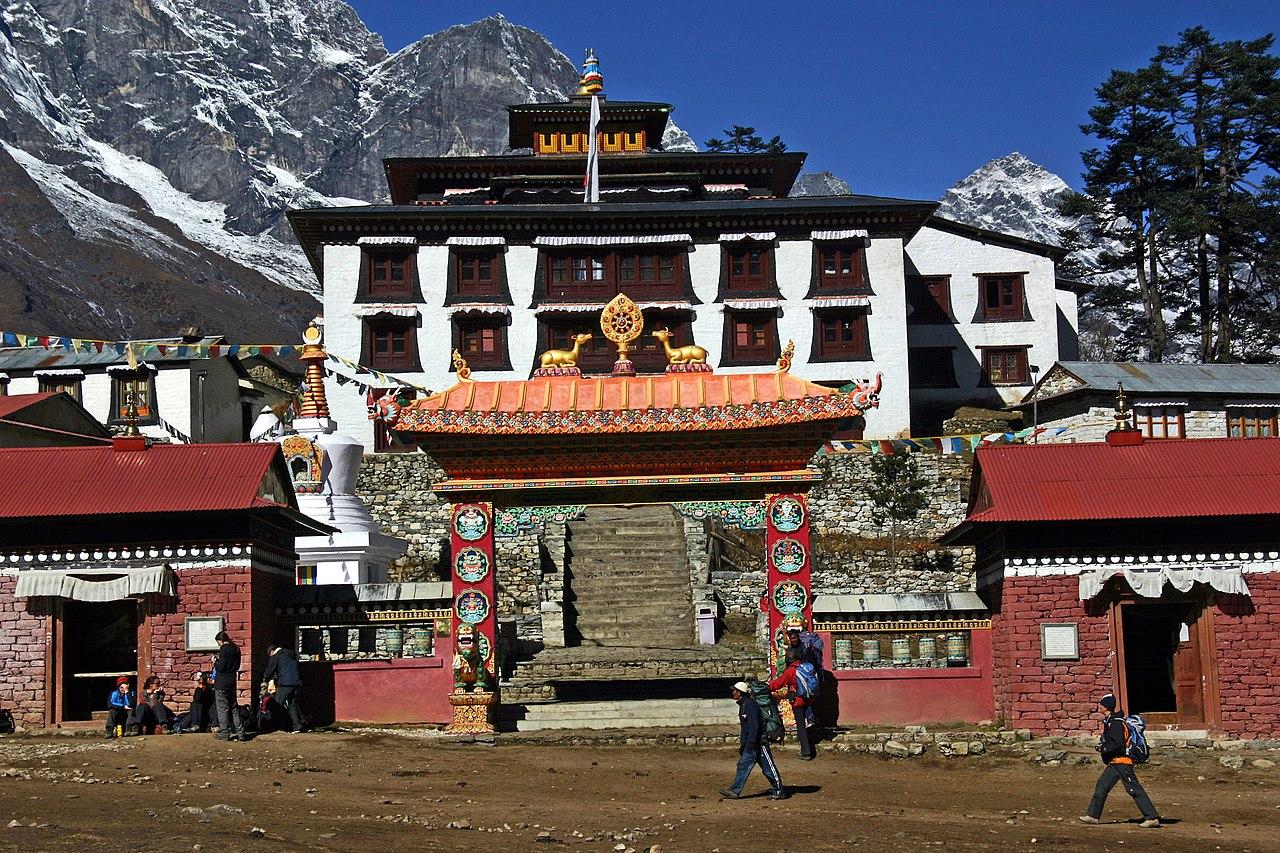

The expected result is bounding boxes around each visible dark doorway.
[60,600,138,722]
[1118,601,1207,728]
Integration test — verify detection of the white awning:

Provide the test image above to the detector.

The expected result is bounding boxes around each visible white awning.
[1225,399,1280,409]
[806,296,871,309]
[722,299,781,311]
[446,236,506,246]
[352,304,420,318]
[705,183,748,193]
[34,369,85,380]
[1132,400,1189,408]
[447,304,512,316]
[442,188,486,197]
[16,566,176,601]
[1079,565,1249,600]
[811,229,870,241]
[535,303,606,315]
[106,363,157,375]
[533,234,693,247]
[356,236,418,247]
[718,232,776,242]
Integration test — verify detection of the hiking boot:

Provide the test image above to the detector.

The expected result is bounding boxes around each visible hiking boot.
[1140,819,1161,829]
[769,789,790,800]
[799,754,815,761]
[1077,816,1100,825]
[718,788,741,799]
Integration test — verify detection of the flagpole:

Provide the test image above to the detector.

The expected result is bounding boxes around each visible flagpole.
[584,93,600,203]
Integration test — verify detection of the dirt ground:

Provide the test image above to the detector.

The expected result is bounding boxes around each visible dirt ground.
[0,730,1275,852]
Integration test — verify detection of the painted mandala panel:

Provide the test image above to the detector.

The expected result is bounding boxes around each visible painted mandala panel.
[454,548,490,583]
[770,538,807,573]
[455,590,491,625]
[769,497,805,533]
[454,504,490,541]
[772,580,808,615]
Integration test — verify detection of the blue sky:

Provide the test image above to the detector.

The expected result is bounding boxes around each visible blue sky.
[348,1,1279,200]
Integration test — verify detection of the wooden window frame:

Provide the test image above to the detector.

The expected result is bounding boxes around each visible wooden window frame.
[451,315,510,371]
[811,308,872,362]
[1134,406,1185,439]
[981,346,1030,386]
[723,245,772,294]
[544,249,686,301]
[977,273,1027,322]
[365,250,415,299]
[814,243,868,295]
[722,309,780,366]
[453,249,501,299]
[1227,408,1279,438]
[362,318,421,372]
[36,377,82,403]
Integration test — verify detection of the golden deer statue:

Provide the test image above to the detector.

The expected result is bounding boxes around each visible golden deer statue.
[539,333,594,369]
[651,328,707,365]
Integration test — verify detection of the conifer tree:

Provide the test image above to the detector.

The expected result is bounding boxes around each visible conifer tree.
[865,450,929,574]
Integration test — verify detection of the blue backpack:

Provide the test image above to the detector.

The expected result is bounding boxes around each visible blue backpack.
[794,661,819,699]
[1123,714,1149,764]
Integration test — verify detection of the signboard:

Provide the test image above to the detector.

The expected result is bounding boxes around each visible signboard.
[1040,622,1079,661]
[185,616,225,652]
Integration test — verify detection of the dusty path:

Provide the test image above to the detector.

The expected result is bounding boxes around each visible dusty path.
[0,731,1275,851]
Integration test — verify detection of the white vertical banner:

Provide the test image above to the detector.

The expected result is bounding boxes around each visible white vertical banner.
[584,94,601,203]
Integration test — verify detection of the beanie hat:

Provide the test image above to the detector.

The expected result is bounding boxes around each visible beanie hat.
[732,681,751,694]
[1099,693,1117,711]
[115,676,129,686]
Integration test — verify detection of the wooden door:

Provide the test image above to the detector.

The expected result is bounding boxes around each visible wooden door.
[1172,611,1206,728]
[1112,599,1213,730]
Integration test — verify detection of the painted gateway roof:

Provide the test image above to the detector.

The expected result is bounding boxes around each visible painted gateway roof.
[0,441,301,519]
[394,371,871,435]
[962,437,1280,525]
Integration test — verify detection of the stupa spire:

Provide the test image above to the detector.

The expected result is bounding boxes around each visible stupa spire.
[297,323,330,420]
[576,48,604,96]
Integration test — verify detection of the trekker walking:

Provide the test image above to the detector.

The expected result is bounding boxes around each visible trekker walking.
[1079,693,1160,828]
[262,643,305,733]
[769,620,821,760]
[212,631,246,742]
[720,681,787,800]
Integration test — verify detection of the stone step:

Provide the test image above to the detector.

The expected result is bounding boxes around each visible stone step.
[506,698,738,731]
[567,548,688,561]
[566,581,692,596]
[575,607,693,621]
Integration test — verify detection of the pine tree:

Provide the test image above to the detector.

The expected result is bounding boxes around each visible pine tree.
[703,125,787,153]
[865,451,929,573]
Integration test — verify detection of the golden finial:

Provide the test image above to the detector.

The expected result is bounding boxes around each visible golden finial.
[576,48,604,97]
[776,340,795,372]
[600,293,644,376]
[1112,382,1136,432]
[297,323,330,419]
[453,349,474,382]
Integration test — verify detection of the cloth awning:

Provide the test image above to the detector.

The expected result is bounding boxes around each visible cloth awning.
[446,304,511,316]
[1079,565,1250,600]
[352,304,420,318]
[357,236,417,247]
[533,234,693,247]
[446,236,506,246]
[536,301,692,315]
[813,592,986,615]
[811,229,870,242]
[15,566,176,601]
[718,232,776,242]
[806,296,871,309]
[722,299,781,311]
[1132,400,1189,408]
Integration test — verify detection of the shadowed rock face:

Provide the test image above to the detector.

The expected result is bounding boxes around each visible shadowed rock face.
[790,171,852,197]
[0,5,692,338]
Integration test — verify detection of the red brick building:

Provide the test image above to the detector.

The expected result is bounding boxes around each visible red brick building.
[0,436,327,729]
[947,429,1280,738]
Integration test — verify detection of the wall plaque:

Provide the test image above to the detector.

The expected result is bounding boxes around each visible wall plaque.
[185,616,225,652]
[1040,622,1079,661]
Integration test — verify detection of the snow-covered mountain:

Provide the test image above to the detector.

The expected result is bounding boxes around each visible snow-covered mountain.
[0,4,691,340]
[790,170,852,197]
[935,152,1081,245]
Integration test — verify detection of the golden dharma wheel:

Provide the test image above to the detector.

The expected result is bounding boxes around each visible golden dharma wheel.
[600,293,644,356]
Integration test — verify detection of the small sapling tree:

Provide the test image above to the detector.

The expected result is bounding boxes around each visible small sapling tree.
[865,449,930,572]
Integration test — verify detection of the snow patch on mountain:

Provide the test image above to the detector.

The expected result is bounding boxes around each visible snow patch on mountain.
[790,171,853,197]
[936,152,1078,245]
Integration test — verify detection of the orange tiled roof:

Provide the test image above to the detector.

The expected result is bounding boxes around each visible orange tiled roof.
[394,371,874,435]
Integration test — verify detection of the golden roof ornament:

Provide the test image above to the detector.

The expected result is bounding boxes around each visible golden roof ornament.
[576,48,604,97]
[452,349,474,382]
[1112,381,1137,432]
[297,323,330,420]
[600,293,643,376]
[776,340,796,372]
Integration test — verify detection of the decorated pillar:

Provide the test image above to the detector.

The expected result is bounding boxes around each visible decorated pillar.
[764,493,812,676]
[447,501,497,733]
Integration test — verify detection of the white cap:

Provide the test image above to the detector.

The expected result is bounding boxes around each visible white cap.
[732,681,751,693]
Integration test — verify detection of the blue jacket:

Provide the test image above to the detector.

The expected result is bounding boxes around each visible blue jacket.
[738,695,762,749]
[108,689,135,710]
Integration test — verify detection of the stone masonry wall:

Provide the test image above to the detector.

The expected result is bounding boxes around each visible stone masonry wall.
[0,575,50,729]
[1214,574,1280,738]
[358,454,452,582]
[1039,404,1230,444]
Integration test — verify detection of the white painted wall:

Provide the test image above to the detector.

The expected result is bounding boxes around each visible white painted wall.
[905,225,1065,410]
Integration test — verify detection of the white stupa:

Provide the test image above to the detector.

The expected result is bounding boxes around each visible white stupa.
[278,324,408,584]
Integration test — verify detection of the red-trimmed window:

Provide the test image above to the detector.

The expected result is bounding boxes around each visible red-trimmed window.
[1136,406,1185,439]
[453,316,508,369]
[979,274,1025,321]
[816,243,864,292]
[725,310,779,365]
[725,246,771,292]
[618,251,680,288]
[982,347,1028,385]
[455,250,499,297]
[813,309,870,361]
[1227,408,1278,438]
[367,251,414,298]
[364,320,419,371]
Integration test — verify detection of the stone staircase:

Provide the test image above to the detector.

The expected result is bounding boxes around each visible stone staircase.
[566,505,695,647]
[504,697,739,732]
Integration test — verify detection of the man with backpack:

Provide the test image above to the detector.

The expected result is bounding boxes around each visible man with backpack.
[1079,693,1160,828]
[769,621,821,760]
[720,681,788,801]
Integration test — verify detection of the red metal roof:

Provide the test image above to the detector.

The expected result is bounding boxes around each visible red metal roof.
[395,371,873,435]
[966,437,1280,523]
[0,393,56,418]
[0,441,291,519]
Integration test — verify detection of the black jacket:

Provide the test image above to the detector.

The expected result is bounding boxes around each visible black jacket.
[214,641,241,690]
[263,648,301,687]
[1098,712,1129,763]
[738,696,762,750]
